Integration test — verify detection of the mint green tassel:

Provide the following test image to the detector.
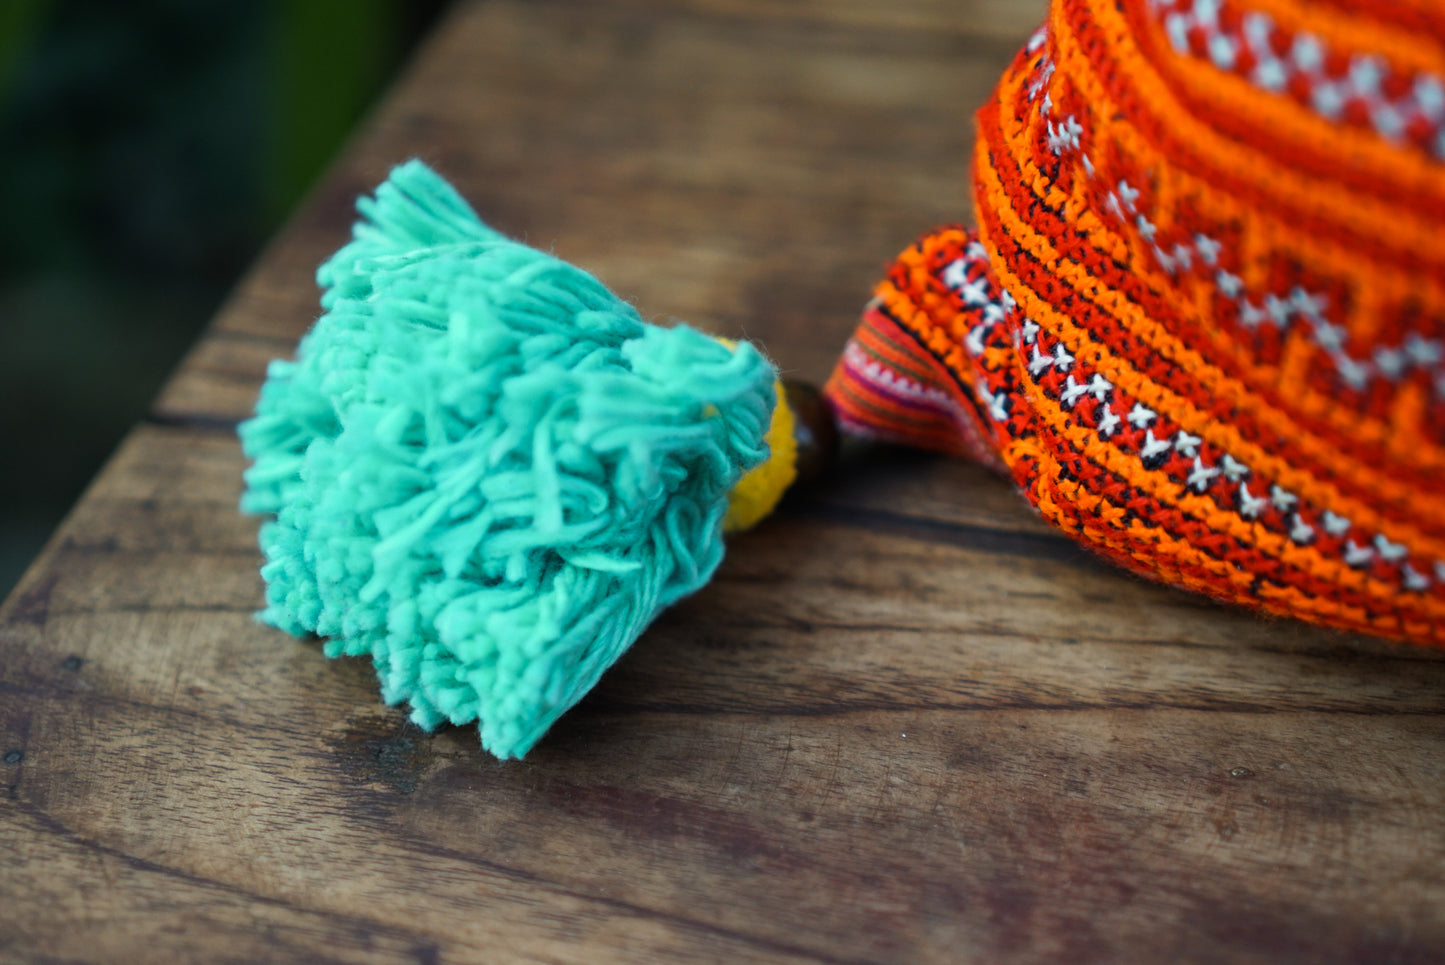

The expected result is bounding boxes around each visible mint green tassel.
[239,160,776,759]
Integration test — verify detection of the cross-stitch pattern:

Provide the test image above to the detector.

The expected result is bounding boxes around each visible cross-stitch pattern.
[826,0,1445,644]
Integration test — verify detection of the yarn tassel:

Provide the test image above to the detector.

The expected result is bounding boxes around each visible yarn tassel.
[239,160,793,760]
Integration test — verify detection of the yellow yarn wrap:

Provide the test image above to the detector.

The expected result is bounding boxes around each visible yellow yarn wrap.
[723,378,797,532]
[710,338,796,532]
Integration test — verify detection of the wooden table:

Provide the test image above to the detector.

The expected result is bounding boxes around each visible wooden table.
[6,2,1445,961]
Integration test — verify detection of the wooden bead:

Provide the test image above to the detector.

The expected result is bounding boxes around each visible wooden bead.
[782,380,838,487]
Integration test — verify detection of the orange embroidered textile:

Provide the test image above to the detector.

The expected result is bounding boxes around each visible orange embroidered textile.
[825,0,1445,643]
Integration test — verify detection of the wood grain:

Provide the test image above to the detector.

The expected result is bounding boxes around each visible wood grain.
[7,1,1445,962]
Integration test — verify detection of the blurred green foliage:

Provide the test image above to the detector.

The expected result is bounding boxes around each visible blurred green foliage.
[0,0,451,596]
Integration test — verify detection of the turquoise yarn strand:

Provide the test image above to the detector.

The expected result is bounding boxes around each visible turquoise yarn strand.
[239,160,776,759]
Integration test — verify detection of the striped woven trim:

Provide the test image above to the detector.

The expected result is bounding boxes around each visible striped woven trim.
[824,232,1010,469]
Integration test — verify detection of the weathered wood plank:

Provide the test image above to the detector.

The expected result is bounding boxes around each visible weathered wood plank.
[155,0,1030,424]
[8,0,1445,962]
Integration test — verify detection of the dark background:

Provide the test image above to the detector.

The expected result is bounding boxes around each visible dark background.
[0,0,453,597]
